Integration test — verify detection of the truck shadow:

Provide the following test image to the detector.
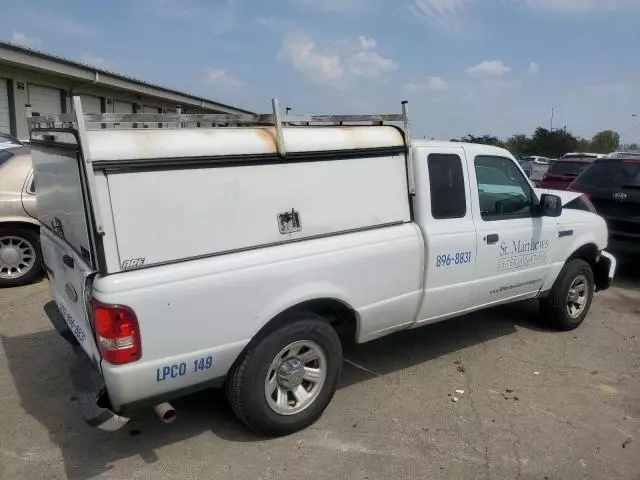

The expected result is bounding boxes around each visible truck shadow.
[1,302,548,480]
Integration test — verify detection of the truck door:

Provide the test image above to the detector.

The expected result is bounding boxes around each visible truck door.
[414,147,478,324]
[469,153,556,307]
[30,141,102,365]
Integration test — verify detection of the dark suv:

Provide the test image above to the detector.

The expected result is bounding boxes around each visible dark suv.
[571,156,640,255]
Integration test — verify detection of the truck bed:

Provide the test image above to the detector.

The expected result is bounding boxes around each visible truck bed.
[92,223,424,408]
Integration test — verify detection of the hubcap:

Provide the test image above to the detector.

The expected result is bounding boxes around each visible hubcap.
[566,274,589,319]
[265,340,327,416]
[0,236,36,279]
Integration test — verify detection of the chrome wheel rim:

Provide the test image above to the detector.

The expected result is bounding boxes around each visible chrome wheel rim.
[264,340,327,416]
[0,236,36,279]
[566,274,589,319]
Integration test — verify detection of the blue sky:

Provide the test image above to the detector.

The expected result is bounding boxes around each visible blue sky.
[2,0,640,143]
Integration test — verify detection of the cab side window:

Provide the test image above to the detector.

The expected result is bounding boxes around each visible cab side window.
[427,154,466,219]
[475,155,534,221]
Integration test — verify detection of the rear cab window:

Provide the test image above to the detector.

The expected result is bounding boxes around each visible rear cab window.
[548,161,591,177]
[427,154,467,219]
[577,160,640,190]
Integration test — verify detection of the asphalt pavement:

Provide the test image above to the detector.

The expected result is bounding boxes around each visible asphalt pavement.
[1,263,639,479]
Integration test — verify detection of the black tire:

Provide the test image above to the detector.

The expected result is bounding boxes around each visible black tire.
[226,312,342,436]
[0,227,43,288]
[540,259,594,331]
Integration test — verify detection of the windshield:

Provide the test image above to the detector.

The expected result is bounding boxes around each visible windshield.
[548,161,591,177]
[577,160,640,189]
[0,150,14,168]
[0,133,22,147]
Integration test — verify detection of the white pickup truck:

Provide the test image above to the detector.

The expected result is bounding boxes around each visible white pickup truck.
[30,98,616,436]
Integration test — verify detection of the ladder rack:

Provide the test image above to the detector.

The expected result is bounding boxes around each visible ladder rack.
[27,97,415,193]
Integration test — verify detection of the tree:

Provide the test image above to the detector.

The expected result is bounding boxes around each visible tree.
[590,130,620,154]
[505,134,532,157]
[530,127,579,158]
[576,138,591,152]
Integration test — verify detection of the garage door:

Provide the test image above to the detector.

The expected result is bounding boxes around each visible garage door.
[81,95,102,113]
[111,100,133,128]
[113,101,133,113]
[0,79,11,134]
[28,84,62,116]
[81,95,102,128]
[143,105,161,128]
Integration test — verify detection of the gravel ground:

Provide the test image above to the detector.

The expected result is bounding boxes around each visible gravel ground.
[1,263,639,480]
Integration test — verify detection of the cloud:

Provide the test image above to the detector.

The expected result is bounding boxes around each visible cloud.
[523,0,639,13]
[10,31,41,48]
[528,61,540,74]
[406,76,450,92]
[279,36,344,87]
[409,0,473,26]
[467,60,511,78]
[205,68,244,88]
[348,51,398,78]
[279,34,398,87]
[81,54,108,69]
[358,36,377,50]
[408,0,639,24]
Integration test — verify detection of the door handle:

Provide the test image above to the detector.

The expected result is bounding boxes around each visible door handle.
[485,234,499,245]
[62,254,74,269]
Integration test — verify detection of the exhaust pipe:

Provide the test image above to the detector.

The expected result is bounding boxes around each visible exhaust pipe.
[154,402,176,424]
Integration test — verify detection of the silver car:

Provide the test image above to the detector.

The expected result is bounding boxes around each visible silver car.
[0,134,41,287]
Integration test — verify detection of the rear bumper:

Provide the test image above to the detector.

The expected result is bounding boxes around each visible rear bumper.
[594,251,617,292]
[44,301,129,431]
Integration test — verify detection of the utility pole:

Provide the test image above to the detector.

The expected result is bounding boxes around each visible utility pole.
[550,107,555,131]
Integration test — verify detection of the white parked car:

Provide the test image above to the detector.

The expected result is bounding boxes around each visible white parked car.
[525,156,551,165]
[562,152,605,159]
[31,99,616,435]
[0,134,40,287]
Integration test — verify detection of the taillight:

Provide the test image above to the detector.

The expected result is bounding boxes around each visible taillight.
[92,300,141,365]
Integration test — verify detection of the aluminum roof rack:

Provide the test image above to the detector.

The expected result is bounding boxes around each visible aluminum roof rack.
[27,97,415,193]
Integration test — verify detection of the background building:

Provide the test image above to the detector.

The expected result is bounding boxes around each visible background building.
[0,41,252,139]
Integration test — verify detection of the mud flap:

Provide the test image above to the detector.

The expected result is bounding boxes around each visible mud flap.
[594,251,616,292]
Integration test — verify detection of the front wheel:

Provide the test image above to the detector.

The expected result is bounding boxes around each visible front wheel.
[226,313,342,436]
[540,259,595,331]
[0,228,42,287]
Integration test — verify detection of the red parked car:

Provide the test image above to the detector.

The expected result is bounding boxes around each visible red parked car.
[538,157,595,190]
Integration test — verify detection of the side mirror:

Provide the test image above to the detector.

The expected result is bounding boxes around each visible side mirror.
[539,193,562,217]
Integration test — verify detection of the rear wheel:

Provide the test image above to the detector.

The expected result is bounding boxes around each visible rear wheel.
[0,227,42,287]
[540,259,594,331]
[226,313,342,436]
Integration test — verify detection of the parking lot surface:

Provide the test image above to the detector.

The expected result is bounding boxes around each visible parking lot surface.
[1,264,639,480]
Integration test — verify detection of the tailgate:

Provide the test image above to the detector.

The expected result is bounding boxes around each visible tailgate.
[31,141,102,364]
